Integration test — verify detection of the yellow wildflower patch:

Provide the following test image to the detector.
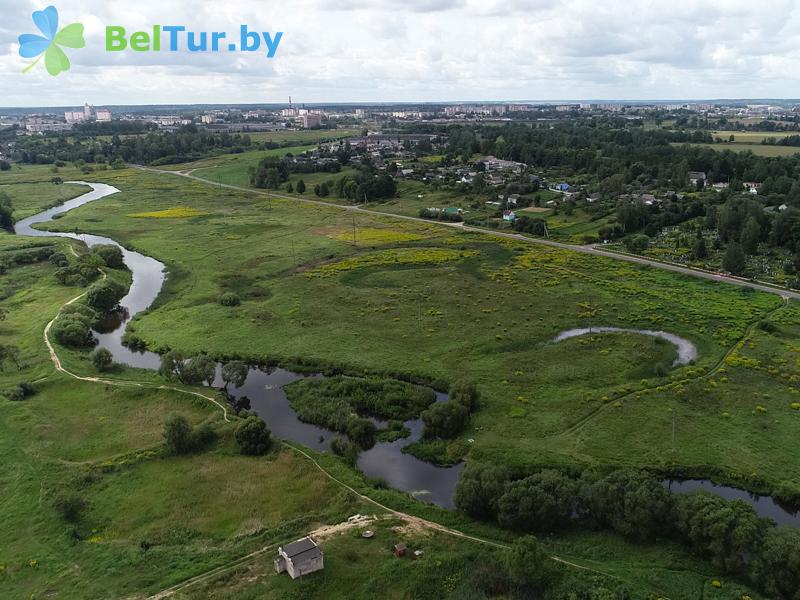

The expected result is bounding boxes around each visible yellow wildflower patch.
[330,227,424,245]
[306,247,478,278]
[127,207,208,218]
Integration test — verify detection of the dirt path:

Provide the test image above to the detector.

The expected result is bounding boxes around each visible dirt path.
[41,264,231,422]
[140,440,671,599]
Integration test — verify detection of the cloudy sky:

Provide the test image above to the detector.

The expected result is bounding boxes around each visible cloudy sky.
[1,0,800,106]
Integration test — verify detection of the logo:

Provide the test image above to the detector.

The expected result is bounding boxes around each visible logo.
[17,6,283,77]
[19,6,85,76]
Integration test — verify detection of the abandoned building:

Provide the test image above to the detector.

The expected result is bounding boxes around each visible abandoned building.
[274,537,324,579]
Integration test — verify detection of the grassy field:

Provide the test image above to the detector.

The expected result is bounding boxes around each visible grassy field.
[0,164,788,598]
[160,145,317,180]
[537,207,615,242]
[0,230,366,598]
[17,165,800,488]
[1,180,91,222]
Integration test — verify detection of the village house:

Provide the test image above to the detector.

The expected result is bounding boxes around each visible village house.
[502,210,517,222]
[688,171,706,185]
[478,155,524,173]
[744,182,761,194]
[274,537,324,579]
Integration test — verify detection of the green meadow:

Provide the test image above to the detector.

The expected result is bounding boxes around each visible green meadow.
[0,167,793,598]
[20,166,795,484]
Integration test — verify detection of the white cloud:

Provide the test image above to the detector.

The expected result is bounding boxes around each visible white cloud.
[1,0,800,105]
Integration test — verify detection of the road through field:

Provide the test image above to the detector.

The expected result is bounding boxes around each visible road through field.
[133,164,800,302]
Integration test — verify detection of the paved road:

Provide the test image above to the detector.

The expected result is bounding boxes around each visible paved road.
[134,165,800,301]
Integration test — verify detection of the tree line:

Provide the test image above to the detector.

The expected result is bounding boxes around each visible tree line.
[455,464,800,599]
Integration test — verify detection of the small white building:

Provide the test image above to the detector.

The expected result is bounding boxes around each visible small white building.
[744,182,761,195]
[275,537,324,579]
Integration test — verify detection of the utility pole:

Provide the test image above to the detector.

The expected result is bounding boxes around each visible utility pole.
[352,215,357,245]
[671,410,676,453]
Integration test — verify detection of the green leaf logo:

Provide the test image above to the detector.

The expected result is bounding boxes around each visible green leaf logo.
[18,6,85,76]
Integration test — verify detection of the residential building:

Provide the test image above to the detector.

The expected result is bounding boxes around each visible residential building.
[274,537,324,579]
[298,114,323,128]
[64,110,86,123]
[24,118,71,133]
[688,171,706,185]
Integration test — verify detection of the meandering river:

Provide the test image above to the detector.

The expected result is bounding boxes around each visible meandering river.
[16,182,798,520]
[553,327,698,366]
[16,182,463,507]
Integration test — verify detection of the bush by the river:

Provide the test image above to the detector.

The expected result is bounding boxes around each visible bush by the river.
[284,376,435,449]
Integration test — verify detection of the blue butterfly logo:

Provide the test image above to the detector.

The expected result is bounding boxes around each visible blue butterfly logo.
[18,6,85,76]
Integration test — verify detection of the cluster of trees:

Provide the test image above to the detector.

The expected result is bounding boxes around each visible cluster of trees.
[418,207,463,222]
[455,465,800,599]
[10,125,254,166]
[249,155,341,189]
[159,351,216,386]
[285,376,436,450]
[332,170,397,202]
[51,244,126,287]
[420,381,480,439]
[51,304,99,347]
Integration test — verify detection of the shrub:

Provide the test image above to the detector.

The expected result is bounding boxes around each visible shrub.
[49,251,69,267]
[6,381,36,401]
[751,527,800,600]
[93,245,125,269]
[455,463,512,520]
[192,423,216,450]
[234,416,272,455]
[221,361,248,388]
[503,536,556,594]
[54,494,86,523]
[449,380,480,412]
[672,491,765,573]
[163,414,193,455]
[160,352,216,386]
[90,347,114,372]
[623,234,650,253]
[497,470,579,532]
[218,292,241,307]
[421,401,469,439]
[51,314,94,347]
[589,470,671,541]
[85,279,126,312]
[757,320,777,333]
[346,417,377,449]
